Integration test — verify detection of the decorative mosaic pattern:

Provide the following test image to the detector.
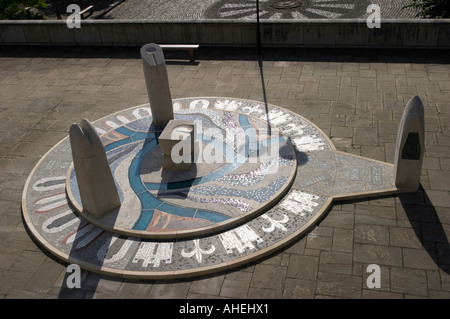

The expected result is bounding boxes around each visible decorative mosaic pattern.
[22,97,397,279]
[67,109,297,237]
[107,0,419,20]
[204,0,371,19]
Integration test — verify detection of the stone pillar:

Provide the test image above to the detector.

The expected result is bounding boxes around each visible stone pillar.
[394,96,425,191]
[140,43,174,127]
[69,119,121,218]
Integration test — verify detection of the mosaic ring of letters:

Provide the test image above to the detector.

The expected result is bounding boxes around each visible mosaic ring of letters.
[22,97,396,279]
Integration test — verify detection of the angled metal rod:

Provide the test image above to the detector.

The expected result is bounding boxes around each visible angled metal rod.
[256,0,261,55]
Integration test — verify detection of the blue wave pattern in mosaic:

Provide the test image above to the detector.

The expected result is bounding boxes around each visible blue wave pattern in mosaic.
[69,110,296,233]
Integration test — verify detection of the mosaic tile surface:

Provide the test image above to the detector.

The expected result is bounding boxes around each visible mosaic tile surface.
[22,97,397,279]
[68,110,297,238]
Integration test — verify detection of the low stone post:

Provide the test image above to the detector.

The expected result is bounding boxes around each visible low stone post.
[394,96,425,191]
[69,119,121,218]
[140,43,174,127]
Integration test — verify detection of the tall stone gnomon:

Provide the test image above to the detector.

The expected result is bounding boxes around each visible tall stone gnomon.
[69,119,121,219]
[140,43,174,127]
[394,95,425,191]
[141,43,195,170]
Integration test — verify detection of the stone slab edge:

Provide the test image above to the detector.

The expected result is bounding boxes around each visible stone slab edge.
[1,19,450,49]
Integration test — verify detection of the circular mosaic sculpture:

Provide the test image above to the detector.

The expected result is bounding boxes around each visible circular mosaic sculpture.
[22,97,395,279]
[66,106,298,239]
[204,0,371,19]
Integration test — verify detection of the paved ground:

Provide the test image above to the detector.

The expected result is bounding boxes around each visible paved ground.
[0,45,449,299]
[105,0,418,20]
[46,0,419,20]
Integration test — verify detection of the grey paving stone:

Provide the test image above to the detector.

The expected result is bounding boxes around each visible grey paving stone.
[425,190,450,208]
[319,251,353,275]
[116,281,154,299]
[306,233,333,251]
[354,224,390,246]
[283,278,316,299]
[189,275,225,296]
[148,281,191,299]
[354,243,402,267]
[0,213,22,235]
[250,264,287,291]
[389,227,422,249]
[219,272,251,298]
[428,170,450,191]
[49,286,91,299]
[316,272,362,299]
[319,209,354,229]
[436,242,450,266]
[331,126,353,138]
[0,270,34,294]
[395,202,436,222]
[332,228,354,252]
[355,204,397,226]
[426,270,442,291]
[24,261,66,294]
[353,127,378,146]
[91,277,123,295]
[287,255,319,281]
[421,222,450,244]
[440,271,450,292]
[9,250,46,274]
[284,237,306,255]
[429,290,450,299]
[403,248,439,271]
[4,288,47,299]
[247,287,282,299]
[390,267,428,297]
[364,288,403,298]
[330,137,352,149]
[422,157,441,170]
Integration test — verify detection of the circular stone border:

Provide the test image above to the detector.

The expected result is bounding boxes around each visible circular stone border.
[22,97,336,280]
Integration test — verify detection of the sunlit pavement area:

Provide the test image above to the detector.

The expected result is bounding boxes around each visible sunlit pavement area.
[0,45,449,298]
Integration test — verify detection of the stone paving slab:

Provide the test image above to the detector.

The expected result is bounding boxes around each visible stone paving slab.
[1,45,450,299]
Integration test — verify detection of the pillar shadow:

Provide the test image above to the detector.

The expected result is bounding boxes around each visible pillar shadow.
[399,185,450,274]
[157,165,198,199]
[21,204,101,298]
[54,203,112,298]
[57,129,160,298]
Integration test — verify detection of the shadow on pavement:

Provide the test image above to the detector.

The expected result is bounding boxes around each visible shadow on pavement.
[399,185,450,275]
[2,46,450,66]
